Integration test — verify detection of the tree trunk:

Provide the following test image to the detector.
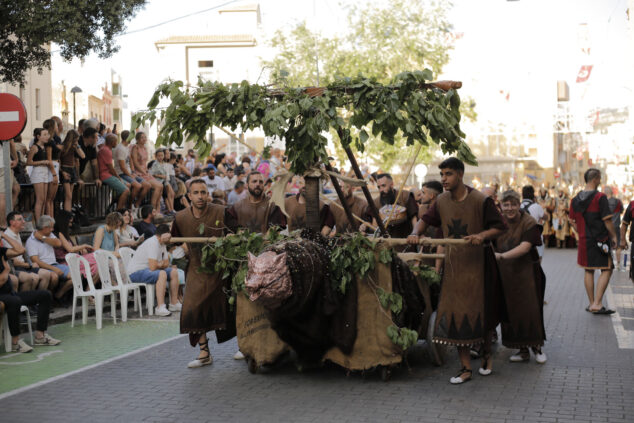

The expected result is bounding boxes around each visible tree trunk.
[304,176,321,232]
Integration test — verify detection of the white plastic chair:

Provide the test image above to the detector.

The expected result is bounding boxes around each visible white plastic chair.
[119,247,156,316]
[1,305,34,353]
[94,250,142,322]
[66,253,117,330]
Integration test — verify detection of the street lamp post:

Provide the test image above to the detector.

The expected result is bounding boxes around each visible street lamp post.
[70,86,82,129]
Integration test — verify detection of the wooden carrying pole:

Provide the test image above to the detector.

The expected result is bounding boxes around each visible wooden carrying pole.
[397,252,445,260]
[170,237,467,246]
[323,198,377,231]
[375,238,469,246]
[324,162,359,233]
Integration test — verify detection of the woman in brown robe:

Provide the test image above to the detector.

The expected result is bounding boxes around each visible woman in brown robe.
[171,178,234,368]
[496,190,547,364]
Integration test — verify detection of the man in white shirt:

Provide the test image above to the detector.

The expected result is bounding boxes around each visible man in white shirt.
[227,181,247,206]
[3,212,51,291]
[127,224,181,316]
[185,149,198,175]
[222,167,237,193]
[521,185,546,259]
[25,215,72,300]
[201,164,225,197]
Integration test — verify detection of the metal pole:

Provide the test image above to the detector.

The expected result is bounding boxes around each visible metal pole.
[73,92,76,129]
[2,141,12,214]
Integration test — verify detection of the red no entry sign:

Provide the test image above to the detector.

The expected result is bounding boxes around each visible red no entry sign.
[0,93,27,142]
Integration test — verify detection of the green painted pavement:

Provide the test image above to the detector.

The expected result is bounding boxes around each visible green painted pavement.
[0,318,180,394]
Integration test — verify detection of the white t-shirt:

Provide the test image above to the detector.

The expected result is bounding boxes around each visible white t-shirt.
[222,176,237,191]
[227,189,247,206]
[26,232,58,265]
[202,175,225,196]
[521,200,545,224]
[113,143,130,176]
[185,157,196,175]
[127,235,167,274]
[2,228,23,248]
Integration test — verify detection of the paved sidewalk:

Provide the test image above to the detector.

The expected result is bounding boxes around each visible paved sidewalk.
[1,249,633,422]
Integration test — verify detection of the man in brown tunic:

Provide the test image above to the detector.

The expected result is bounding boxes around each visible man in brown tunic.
[408,157,507,384]
[171,178,233,368]
[495,190,547,364]
[329,182,368,235]
[285,179,335,236]
[227,171,285,233]
[372,173,418,238]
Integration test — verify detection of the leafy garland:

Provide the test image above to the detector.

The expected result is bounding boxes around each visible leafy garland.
[131,70,476,176]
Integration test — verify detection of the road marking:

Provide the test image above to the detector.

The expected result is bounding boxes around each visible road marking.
[0,334,185,401]
[0,350,63,365]
[605,285,634,349]
[0,111,19,122]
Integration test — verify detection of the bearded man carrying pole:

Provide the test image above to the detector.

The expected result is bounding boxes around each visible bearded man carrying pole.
[372,173,418,238]
[171,178,235,368]
[407,157,507,385]
[227,171,286,233]
[330,181,369,235]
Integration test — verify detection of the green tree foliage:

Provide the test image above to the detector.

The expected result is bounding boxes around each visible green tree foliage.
[262,0,476,172]
[0,0,146,85]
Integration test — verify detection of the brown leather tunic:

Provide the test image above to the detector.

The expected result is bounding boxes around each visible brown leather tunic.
[229,197,283,233]
[172,204,229,339]
[331,194,368,233]
[496,212,546,348]
[373,190,417,238]
[433,189,490,346]
[285,195,333,232]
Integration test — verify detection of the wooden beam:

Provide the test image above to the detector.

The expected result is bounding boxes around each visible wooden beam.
[397,252,445,261]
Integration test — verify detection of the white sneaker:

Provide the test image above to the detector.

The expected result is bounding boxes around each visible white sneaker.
[168,302,182,312]
[12,338,33,353]
[155,304,172,316]
[534,351,547,364]
[33,333,61,346]
[233,350,245,360]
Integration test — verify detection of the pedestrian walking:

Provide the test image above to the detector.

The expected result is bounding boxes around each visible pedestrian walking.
[569,168,617,315]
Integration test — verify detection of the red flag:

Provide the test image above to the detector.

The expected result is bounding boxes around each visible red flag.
[576,65,593,83]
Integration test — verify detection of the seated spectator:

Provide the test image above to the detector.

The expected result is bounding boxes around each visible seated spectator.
[78,127,101,184]
[227,181,247,206]
[2,212,51,291]
[222,167,236,193]
[116,208,143,248]
[115,130,150,218]
[130,132,163,213]
[93,212,123,255]
[25,216,73,302]
[201,164,225,197]
[0,231,61,353]
[134,205,158,240]
[126,224,181,316]
[98,134,130,210]
[211,189,226,205]
[149,149,176,215]
[175,154,192,183]
[53,210,97,279]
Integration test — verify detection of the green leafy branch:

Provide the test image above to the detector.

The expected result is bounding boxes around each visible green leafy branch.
[387,325,419,351]
[408,264,442,285]
[131,71,475,177]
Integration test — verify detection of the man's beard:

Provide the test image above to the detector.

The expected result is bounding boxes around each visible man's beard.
[379,189,396,206]
[249,187,263,198]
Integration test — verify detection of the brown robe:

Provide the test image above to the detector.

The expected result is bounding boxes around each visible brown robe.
[331,194,368,233]
[496,212,546,348]
[427,188,506,346]
[285,195,334,232]
[228,197,286,233]
[373,190,418,239]
[171,204,234,344]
